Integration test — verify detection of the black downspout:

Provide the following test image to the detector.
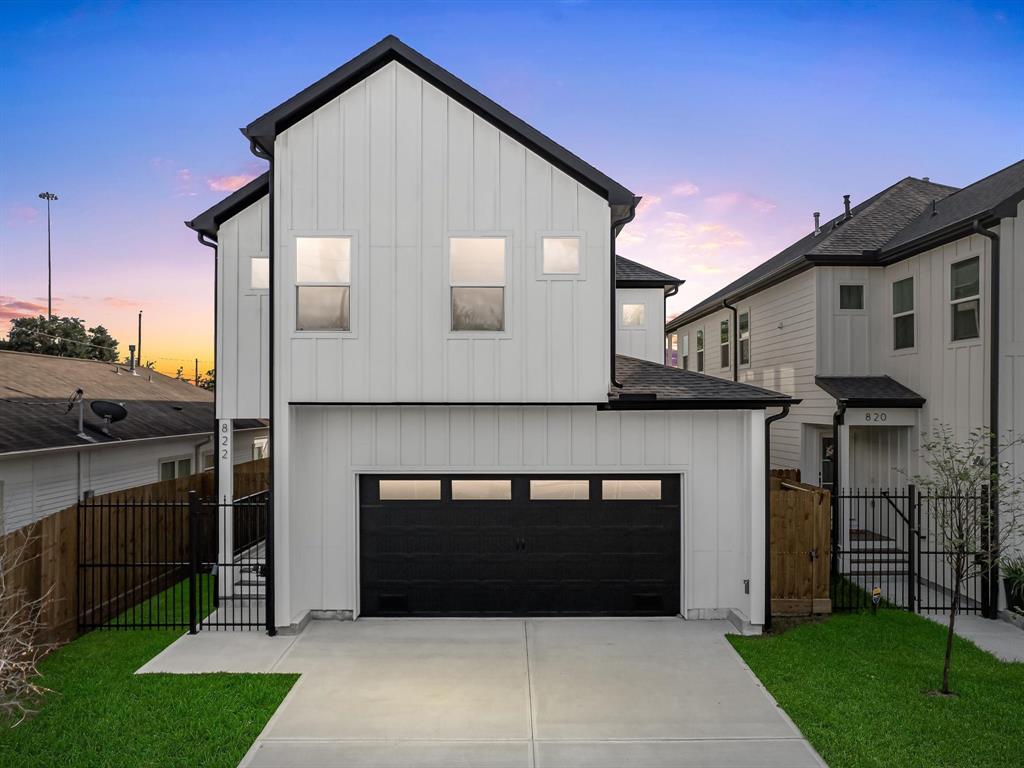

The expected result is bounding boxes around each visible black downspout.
[610,198,641,388]
[973,220,1000,618]
[723,299,738,382]
[764,404,791,632]
[249,136,276,636]
[830,402,847,585]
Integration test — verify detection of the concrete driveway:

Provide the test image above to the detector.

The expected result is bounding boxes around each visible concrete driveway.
[142,619,823,767]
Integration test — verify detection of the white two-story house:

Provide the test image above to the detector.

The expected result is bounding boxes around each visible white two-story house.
[666,159,1023,522]
[187,36,796,633]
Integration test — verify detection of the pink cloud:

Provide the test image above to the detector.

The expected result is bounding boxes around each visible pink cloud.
[671,181,700,197]
[0,297,48,323]
[5,205,40,225]
[207,173,258,193]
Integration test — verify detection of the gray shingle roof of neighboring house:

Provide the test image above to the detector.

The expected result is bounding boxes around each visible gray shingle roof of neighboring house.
[606,355,798,409]
[814,375,925,408]
[666,177,958,331]
[616,255,683,288]
[0,351,264,454]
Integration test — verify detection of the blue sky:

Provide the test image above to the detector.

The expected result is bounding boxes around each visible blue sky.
[1,1,1022,370]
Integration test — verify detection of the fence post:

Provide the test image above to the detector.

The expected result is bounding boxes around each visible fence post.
[188,491,199,634]
[980,484,995,619]
[907,484,916,613]
[265,490,276,637]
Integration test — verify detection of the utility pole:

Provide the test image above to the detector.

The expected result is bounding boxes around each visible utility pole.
[137,310,143,366]
[38,192,58,317]
[195,358,199,388]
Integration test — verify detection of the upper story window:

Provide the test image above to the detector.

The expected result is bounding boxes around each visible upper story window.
[738,310,750,365]
[839,284,865,310]
[450,237,506,332]
[696,328,705,372]
[541,236,580,275]
[666,332,678,367]
[250,256,269,291]
[720,319,730,369]
[296,236,351,331]
[892,277,914,350]
[950,257,980,341]
[681,334,689,370]
[621,303,646,328]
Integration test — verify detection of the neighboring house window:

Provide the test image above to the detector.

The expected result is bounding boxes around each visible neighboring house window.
[250,255,269,291]
[892,277,915,350]
[159,457,192,481]
[950,257,980,341]
[720,319,730,369]
[252,437,269,461]
[665,333,678,367]
[296,236,352,331]
[696,329,705,372]
[839,284,865,310]
[201,451,214,472]
[738,310,751,365]
[681,334,689,370]
[541,236,580,274]
[621,303,645,328]
[450,237,506,331]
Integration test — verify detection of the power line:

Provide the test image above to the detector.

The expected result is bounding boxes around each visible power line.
[15,330,212,365]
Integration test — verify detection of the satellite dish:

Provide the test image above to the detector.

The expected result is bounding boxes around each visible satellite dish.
[91,400,128,423]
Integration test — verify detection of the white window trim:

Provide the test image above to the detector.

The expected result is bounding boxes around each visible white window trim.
[619,301,647,330]
[246,252,269,296]
[836,281,867,314]
[890,275,916,354]
[947,254,982,347]
[536,230,586,280]
[681,333,689,370]
[719,318,730,370]
[445,231,512,338]
[738,309,751,367]
[291,230,358,338]
[696,327,705,373]
[252,437,269,461]
[158,454,193,481]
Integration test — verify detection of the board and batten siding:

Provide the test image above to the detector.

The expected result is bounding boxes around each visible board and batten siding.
[284,404,760,626]
[668,269,826,470]
[216,196,271,420]
[999,202,1024,557]
[616,287,667,364]
[272,60,612,406]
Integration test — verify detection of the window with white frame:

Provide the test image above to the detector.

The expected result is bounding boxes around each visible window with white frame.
[201,451,214,472]
[250,255,269,291]
[696,328,705,372]
[738,310,751,365]
[159,456,192,481]
[621,303,645,328]
[449,237,506,332]
[950,257,980,341]
[681,333,689,370]
[252,437,269,461]
[665,333,678,367]
[541,236,580,275]
[720,318,730,369]
[892,277,914,350]
[839,283,865,310]
[296,236,351,331]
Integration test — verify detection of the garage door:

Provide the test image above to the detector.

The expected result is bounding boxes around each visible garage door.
[359,474,680,616]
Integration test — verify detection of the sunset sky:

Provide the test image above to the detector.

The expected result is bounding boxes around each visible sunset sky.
[2,1,1022,376]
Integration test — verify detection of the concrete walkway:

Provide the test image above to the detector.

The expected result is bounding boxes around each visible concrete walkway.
[140,619,824,768]
[923,612,1024,662]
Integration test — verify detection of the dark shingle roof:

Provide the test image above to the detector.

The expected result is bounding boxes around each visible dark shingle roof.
[881,159,1024,254]
[666,177,958,331]
[616,255,683,288]
[607,355,797,409]
[815,375,925,408]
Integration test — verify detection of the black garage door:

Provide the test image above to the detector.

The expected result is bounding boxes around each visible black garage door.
[359,474,680,616]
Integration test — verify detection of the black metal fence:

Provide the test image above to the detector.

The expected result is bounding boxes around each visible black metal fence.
[76,491,273,634]
[831,485,995,616]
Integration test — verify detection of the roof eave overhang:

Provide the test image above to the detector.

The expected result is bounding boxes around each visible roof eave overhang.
[185,172,270,242]
[875,210,1004,265]
[835,397,926,409]
[617,279,685,290]
[601,397,801,411]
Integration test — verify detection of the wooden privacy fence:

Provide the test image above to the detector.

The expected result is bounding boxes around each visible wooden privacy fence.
[770,471,832,616]
[0,459,268,642]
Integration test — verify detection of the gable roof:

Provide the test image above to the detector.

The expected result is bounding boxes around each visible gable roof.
[186,172,269,242]
[666,176,958,331]
[242,35,636,209]
[0,351,263,454]
[815,375,925,408]
[606,355,797,410]
[615,255,683,289]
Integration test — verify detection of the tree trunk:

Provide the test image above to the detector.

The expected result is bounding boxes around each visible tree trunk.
[942,560,964,695]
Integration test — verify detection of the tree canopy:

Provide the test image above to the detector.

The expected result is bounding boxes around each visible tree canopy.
[2,315,119,362]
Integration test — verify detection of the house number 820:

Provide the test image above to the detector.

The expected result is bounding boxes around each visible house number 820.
[864,412,887,423]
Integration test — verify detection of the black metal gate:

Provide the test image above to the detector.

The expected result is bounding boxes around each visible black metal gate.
[831,485,994,616]
[77,490,273,634]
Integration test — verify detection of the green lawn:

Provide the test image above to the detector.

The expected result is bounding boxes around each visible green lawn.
[0,577,297,768]
[730,610,1024,768]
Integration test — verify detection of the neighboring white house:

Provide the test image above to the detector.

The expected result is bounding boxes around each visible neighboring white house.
[187,36,796,632]
[0,351,268,534]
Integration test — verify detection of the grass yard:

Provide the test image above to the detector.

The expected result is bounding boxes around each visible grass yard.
[0,577,297,768]
[730,610,1024,768]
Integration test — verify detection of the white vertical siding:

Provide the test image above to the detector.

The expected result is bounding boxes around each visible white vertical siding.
[616,287,666,363]
[1000,203,1024,557]
[273,61,612,406]
[217,197,270,419]
[815,266,886,376]
[286,405,757,625]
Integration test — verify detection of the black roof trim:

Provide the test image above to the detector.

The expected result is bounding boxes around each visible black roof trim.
[185,172,270,241]
[815,375,926,408]
[242,35,635,206]
[616,255,683,290]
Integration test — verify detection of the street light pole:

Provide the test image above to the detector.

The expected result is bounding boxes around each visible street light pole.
[38,192,58,318]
